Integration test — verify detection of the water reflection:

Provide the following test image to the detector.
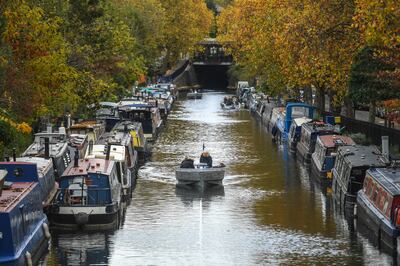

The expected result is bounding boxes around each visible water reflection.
[175,185,225,206]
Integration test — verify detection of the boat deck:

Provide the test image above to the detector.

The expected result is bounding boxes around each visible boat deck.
[0,182,34,212]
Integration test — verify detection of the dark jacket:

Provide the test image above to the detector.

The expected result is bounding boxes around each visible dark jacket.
[180,158,194,168]
[200,155,212,167]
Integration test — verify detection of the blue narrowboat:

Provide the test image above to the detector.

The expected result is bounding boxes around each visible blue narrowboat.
[296,121,339,163]
[49,157,123,231]
[332,145,388,213]
[275,103,315,141]
[287,117,312,152]
[0,167,51,265]
[357,168,400,252]
[311,135,355,180]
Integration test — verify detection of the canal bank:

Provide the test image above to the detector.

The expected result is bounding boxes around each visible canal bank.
[43,91,396,265]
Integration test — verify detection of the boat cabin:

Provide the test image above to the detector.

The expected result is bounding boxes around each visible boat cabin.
[276,103,315,141]
[22,130,71,178]
[69,120,105,143]
[96,102,119,132]
[357,168,400,250]
[311,135,355,179]
[118,103,162,142]
[112,121,148,163]
[288,117,312,152]
[260,99,280,129]
[68,134,89,159]
[332,145,388,212]
[296,121,339,163]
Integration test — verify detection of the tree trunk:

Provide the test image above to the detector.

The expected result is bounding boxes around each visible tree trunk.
[303,87,313,105]
[341,96,354,118]
[369,102,376,123]
[316,86,325,113]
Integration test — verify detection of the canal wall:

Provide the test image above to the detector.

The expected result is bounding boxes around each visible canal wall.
[173,62,201,91]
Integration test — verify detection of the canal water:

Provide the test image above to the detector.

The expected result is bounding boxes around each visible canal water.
[44,91,395,265]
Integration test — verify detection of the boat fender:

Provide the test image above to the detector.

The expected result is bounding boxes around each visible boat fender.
[25,251,33,266]
[43,223,51,239]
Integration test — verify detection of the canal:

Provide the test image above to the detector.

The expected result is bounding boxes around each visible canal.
[44,91,394,265]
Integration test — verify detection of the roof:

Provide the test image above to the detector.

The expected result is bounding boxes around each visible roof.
[16,157,52,177]
[368,168,400,195]
[318,135,355,148]
[113,121,143,132]
[99,102,117,107]
[85,144,125,162]
[302,121,338,134]
[63,158,114,177]
[337,145,387,168]
[23,137,68,158]
[293,117,312,126]
[70,120,102,130]
[69,134,88,148]
[0,180,36,212]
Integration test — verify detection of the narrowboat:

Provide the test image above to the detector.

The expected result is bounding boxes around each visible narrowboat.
[287,117,312,152]
[112,121,149,164]
[296,121,339,163]
[68,133,89,159]
[96,102,119,132]
[332,145,388,213]
[49,157,123,231]
[118,102,162,142]
[260,99,280,130]
[269,107,285,136]
[275,103,315,142]
[0,169,51,265]
[357,168,400,252]
[69,120,105,143]
[22,128,71,178]
[85,131,138,201]
[311,135,355,180]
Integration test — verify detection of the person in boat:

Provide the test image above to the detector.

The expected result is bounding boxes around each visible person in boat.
[200,151,212,167]
[180,157,194,168]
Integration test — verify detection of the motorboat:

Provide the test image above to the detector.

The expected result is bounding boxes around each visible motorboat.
[176,163,225,188]
[187,91,202,99]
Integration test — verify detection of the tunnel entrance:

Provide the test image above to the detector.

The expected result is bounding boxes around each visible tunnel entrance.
[193,64,229,90]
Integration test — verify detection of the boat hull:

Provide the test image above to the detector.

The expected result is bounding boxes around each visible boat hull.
[175,168,225,187]
[187,93,202,99]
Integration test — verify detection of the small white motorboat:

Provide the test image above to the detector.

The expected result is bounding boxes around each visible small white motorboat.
[187,92,202,99]
[176,163,225,188]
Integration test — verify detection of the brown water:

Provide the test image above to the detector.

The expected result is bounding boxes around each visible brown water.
[43,91,395,265]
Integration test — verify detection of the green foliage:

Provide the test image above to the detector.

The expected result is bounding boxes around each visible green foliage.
[349,46,399,104]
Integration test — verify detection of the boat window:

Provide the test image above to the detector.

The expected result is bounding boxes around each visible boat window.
[378,189,387,210]
[326,147,335,156]
[372,188,378,203]
[125,146,132,168]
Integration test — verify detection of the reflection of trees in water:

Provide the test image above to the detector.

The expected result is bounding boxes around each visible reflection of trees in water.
[175,184,225,208]
[51,232,113,266]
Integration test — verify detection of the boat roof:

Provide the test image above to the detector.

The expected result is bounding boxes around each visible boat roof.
[337,145,387,168]
[113,121,143,132]
[302,121,337,133]
[70,120,102,130]
[16,157,53,177]
[63,158,114,177]
[86,144,125,161]
[367,168,400,195]
[0,179,36,212]
[23,135,69,158]
[69,134,88,148]
[318,135,355,148]
[99,102,118,107]
[293,117,312,126]
[97,131,131,147]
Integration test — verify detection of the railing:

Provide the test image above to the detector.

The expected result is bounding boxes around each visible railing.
[55,187,111,206]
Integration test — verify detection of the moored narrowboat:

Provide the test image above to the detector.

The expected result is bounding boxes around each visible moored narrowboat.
[118,102,162,142]
[22,128,71,178]
[85,131,138,201]
[96,102,119,132]
[311,135,355,180]
[0,169,51,265]
[260,99,280,130]
[296,121,338,163]
[275,103,315,141]
[287,117,312,152]
[357,168,400,252]
[69,120,105,143]
[332,145,388,213]
[112,121,149,164]
[49,157,122,231]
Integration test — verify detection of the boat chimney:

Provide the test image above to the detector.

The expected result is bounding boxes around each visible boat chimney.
[47,125,52,133]
[105,145,111,161]
[88,140,93,155]
[44,137,50,159]
[155,100,158,107]
[382,136,390,161]
[124,124,128,133]
[159,94,161,99]
[12,148,16,162]
[74,148,79,167]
